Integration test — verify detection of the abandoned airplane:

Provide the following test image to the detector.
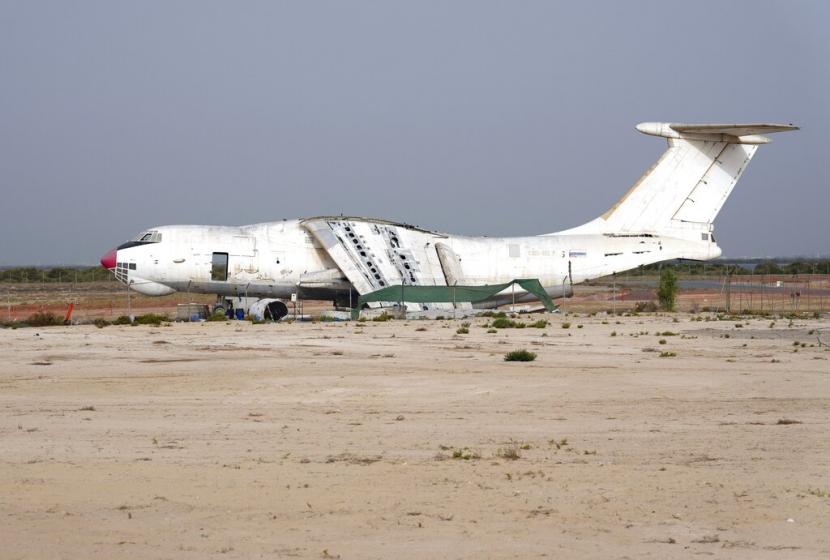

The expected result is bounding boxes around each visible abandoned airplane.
[100,122,797,317]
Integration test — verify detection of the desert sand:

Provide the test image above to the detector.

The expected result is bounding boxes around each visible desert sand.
[1,314,829,558]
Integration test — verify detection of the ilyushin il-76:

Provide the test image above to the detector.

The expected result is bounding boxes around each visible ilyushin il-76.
[100,122,797,319]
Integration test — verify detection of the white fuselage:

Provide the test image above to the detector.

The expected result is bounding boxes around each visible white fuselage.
[106,218,720,305]
[101,121,796,309]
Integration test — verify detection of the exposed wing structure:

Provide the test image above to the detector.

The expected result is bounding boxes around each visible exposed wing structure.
[301,217,466,311]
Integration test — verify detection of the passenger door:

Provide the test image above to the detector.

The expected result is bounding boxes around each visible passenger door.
[211,252,228,282]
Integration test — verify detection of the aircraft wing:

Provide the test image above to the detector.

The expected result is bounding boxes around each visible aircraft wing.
[301,217,467,311]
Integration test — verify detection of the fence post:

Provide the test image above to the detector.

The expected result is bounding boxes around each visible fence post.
[728,273,733,313]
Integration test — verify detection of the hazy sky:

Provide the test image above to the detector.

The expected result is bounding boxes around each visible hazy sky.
[1,1,828,265]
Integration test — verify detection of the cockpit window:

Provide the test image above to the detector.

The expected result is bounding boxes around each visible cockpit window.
[118,230,163,251]
[132,230,162,243]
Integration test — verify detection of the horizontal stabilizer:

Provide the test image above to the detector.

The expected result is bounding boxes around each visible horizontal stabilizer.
[669,123,799,136]
[636,122,798,144]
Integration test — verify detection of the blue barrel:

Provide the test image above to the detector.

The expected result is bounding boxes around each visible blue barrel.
[235,308,245,320]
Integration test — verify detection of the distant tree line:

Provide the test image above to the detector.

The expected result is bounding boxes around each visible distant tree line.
[0,266,114,283]
[2,259,828,285]
[639,260,830,276]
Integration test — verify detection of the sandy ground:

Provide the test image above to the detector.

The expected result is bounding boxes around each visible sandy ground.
[1,314,829,559]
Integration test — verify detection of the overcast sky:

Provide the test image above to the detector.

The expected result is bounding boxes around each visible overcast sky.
[1,1,828,265]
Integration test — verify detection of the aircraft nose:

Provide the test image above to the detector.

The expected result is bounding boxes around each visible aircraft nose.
[100,248,117,269]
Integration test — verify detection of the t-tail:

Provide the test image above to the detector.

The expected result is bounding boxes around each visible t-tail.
[556,122,798,257]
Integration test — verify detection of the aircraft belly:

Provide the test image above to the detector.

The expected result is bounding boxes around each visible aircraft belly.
[164,279,299,299]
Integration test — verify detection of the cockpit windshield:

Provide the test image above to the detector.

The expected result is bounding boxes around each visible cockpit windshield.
[117,230,163,250]
[132,230,163,243]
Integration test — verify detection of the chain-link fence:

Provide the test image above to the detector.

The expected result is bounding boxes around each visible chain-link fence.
[586,273,829,314]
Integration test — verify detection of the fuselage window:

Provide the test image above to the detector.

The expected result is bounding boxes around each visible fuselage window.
[129,263,136,270]
[212,252,229,281]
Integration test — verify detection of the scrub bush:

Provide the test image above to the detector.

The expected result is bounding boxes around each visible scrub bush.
[26,312,63,327]
[504,349,537,362]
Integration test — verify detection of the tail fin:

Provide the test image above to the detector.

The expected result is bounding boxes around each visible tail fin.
[562,122,797,240]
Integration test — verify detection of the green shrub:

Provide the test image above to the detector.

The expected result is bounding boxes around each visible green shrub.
[504,349,537,362]
[133,313,170,326]
[561,322,571,329]
[480,311,507,318]
[491,317,517,329]
[497,444,522,460]
[26,312,63,327]
[113,315,132,325]
[529,320,548,328]
[456,326,469,334]
[93,318,110,329]
[372,312,393,322]
[658,268,678,311]
[450,448,481,460]
[634,301,658,313]
[206,311,228,322]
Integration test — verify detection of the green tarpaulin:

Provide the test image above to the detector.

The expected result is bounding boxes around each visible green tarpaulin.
[352,278,556,319]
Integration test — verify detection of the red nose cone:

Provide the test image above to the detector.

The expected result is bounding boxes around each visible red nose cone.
[100,248,117,269]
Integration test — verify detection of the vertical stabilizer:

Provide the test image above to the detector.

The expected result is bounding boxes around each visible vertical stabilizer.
[558,122,797,241]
